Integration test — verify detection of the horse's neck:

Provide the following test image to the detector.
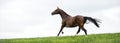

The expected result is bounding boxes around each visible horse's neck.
[59,11,71,19]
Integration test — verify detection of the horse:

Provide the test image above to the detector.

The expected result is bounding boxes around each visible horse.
[51,7,100,36]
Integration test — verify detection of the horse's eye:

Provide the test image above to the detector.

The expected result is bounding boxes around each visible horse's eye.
[55,10,57,11]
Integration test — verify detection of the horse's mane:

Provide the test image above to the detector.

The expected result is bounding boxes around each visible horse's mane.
[59,9,70,16]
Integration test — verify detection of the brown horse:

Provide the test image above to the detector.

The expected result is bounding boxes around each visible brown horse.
[51,7,100,36]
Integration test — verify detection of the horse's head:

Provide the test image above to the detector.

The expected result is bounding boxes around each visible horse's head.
[51,7,61,15]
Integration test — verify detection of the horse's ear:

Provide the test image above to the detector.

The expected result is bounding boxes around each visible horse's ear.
[57,6,59,9]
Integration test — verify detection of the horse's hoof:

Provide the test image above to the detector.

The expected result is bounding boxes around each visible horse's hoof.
[62,32,64,34]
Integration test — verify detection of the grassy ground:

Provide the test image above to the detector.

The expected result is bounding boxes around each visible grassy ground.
[0,33,120,43]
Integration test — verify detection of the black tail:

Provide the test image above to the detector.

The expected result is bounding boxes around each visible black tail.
[84,17,100,28]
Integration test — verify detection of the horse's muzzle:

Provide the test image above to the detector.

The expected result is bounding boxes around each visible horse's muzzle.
[51,13,55,15]
[51,13,53,15]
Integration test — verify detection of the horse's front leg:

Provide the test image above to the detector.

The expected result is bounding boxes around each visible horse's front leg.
[57,24,65,36]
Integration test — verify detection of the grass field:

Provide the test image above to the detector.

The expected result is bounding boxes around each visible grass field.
[0,33,120,43]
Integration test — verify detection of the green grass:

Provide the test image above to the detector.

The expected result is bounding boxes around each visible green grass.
[0,33,120,43]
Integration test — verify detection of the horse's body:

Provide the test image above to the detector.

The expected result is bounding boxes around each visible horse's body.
[51,7,100,36]
[62,15,84,27]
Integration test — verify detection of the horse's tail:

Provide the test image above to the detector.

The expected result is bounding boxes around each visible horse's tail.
[84,17,100,28]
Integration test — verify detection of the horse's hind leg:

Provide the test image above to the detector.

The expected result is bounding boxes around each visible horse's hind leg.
[82,27,87,35]
[75,27,81,36]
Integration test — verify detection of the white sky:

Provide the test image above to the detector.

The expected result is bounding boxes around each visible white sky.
[0,0,120,39]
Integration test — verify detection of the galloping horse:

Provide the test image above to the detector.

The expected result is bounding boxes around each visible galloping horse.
[51,7,100,36]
